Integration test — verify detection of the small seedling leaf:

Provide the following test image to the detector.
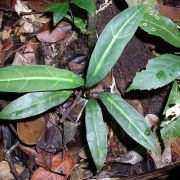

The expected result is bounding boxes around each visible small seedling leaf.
[45,2,69,26]
[73,0,96,16]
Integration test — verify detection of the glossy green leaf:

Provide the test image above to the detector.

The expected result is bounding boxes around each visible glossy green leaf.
[100,92,157,151]
[163,81,180,115]
[0,91,72,120]
[85,5,146,88]
[65,15,88,34]
[126,0,157,6]
[161,117,180,142]
[0,65,84,92]
[140,13,180,48]
[73,0,96,16]
[45,2,69,26]
[125,0,158,15]
[127,54,180,91]
[85,98,107,171]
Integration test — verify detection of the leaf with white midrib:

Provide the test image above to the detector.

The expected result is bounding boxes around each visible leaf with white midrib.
[85,98,107,171]
[0,65,84,92]
[85,5,146,88]
[100,92,157,151]
[0,91,72,120]
[140,13,180,48]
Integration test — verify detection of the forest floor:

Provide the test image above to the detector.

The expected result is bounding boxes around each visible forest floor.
[0,0,179,179]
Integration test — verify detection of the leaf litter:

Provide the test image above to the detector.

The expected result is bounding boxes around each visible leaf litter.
[0,0,179,179]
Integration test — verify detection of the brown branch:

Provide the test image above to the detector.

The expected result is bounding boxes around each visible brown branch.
[5,142,23,180]
[119,161,180,180]
[0,8,16,13]
[3,42,39,61]
[59,91,82,123]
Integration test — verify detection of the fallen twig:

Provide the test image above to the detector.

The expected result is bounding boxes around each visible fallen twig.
[4,142,23,180]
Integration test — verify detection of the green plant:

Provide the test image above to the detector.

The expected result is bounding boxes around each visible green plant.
[125,0,180,167]
[0,2,180,171]
[44,0,96,33]
[124,0,180,149]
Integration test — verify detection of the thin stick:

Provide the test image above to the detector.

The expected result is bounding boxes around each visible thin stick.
[59,91,82,123]
[3,42,39,61]
[120,161,180,180]
[5,142,23,180]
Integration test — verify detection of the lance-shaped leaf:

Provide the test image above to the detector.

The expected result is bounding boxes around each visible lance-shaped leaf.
[0,91,72,120]
[125,0,157,6]
[161,117,180,142]
[100,92,157,151]
[0,65,84,92]
[140,13,180,48]
[127,54,180,91]
[85,5,146,88]
[85,98,107,171]
[73,0,96,16]
[45,2,69,26]
[163,81,180,115]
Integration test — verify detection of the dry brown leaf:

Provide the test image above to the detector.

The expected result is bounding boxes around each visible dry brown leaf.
[0,0,16,11]
[19,35,26,43]
[17,117,46,145]
[2,27,12,40]
[32,153,74,180]
[36,21,72,43]
[20,20,34,33]
[15,0,32,15]
[0,143,5,161]
[159,4,180,21]
[0,12,3,29]
[12,52,25,65]
[69,166,84,180]
[0,40,5,65]
[78,147,88,160]
[27,0,65,12]
[0,161,24,180]
[1,38,13,51]
[22,44,37,64]
[34,14,50,24]
[68,61,86,74]
[171,137,180,158]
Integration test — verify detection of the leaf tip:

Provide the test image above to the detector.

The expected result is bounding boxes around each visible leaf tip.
[126,86,133,92]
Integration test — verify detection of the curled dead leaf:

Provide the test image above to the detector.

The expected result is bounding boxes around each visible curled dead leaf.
[36,21,72,43]
[32,153,74,180]
[17,116,46,145]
